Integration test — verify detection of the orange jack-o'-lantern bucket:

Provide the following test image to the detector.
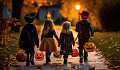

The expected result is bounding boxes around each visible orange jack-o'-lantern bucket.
[16,49,27,62]
[35,51,44,61]
[84,42,95,52]
[71,48,79,57]
[53,51,62,58]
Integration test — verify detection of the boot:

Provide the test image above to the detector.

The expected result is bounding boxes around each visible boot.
[30,52,35,65]
[79,56,83,63]
[84,57,88,62]
[26,61,30,66]
[64,56,67,64]
[46,54,51,63]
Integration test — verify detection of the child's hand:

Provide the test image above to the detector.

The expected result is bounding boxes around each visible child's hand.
[58,44,60,47]
[73,43,75,46]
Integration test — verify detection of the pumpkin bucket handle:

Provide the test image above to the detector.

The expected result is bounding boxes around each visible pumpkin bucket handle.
[17,49,25,53]
[35,48,39,53]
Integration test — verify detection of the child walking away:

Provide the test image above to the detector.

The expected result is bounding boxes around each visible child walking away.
[19,13,39,66]
[59,21,75,64]
[75,10,94,63]
[39,19,59,64]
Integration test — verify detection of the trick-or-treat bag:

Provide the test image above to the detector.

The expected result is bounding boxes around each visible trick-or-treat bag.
[71,47,79,57]
[16,49,27,62]
[84,42,96,52]
[35,48,44,61]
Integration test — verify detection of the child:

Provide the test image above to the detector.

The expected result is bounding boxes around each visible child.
[75,10,94,63]
[19,13,39,66]
[39,19,59,64]
[59,21,75,64]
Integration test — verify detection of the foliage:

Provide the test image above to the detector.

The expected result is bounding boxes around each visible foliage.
[0,17,11,46]
[22,0,58,14]
[99,0,120,31]
[0,0,12,8]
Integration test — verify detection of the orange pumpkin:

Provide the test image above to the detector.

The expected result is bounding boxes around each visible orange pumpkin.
[35,51,44,61]
[84,42,95,52]
[71,49,79,57]
[16,53,27,62]
[53,51,62,58]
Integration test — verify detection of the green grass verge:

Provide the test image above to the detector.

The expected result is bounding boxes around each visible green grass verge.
[91,32,120,66]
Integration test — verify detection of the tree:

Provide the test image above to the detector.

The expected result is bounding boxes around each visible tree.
[99,0,120,31]
[1,0,58,32]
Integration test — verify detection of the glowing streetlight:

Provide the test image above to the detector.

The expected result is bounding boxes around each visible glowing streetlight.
[75,5,80,10]
[75,5,80,21]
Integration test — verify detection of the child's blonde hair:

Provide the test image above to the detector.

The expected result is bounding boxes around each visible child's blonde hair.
[61,21,71,34]
[42,19,54,35]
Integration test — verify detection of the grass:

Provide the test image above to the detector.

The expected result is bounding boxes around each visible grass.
[91,32,120,66]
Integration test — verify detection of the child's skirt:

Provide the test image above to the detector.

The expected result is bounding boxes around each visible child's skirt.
[39,38,58,53]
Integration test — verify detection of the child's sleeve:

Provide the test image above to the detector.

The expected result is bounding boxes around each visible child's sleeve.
[34,27,39,47]
[89,23,94,36]
[71,32,75,46]
[75,22,79,32]
[53,30,59,41]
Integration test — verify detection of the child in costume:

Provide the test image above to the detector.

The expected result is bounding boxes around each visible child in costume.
[19,13,39,66]
[59,21,75,64]
[75,10,94,63]
[39,19,59,64]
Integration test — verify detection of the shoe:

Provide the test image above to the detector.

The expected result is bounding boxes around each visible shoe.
[84,58,88,62]
[79,57,83,63]
[26,62,30,66]
[31,61,35,65]
[64,60,67,64]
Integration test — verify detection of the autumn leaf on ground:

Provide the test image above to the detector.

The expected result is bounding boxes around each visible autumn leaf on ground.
[109,47,112,49]
[89,66,95,70]
[116,49,119,52]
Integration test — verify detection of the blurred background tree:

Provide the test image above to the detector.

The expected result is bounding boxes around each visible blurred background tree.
[99,0,120,31]
[0,0,58,32]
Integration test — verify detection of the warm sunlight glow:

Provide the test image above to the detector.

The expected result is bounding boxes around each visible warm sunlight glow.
[75,5,80,10]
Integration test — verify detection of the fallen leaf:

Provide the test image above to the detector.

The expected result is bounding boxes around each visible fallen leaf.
[89,67,95,70]
[36,66,42,69]
[109,47,112,49]
[116,49,119,52]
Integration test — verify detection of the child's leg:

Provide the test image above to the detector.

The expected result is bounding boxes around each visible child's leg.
[78,40,84,58]
[46,52,51,63]
[84,39,88,61]
[30,47,35,65]
[84,49,88,60]
[63,55,68,64]
[25,49,30,66]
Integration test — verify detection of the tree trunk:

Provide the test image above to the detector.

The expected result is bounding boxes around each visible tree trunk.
[0,3,3,17]
[11,0,23,32]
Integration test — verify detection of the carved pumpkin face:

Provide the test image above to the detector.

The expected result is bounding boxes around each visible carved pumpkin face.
[35,51,44,61]
[16,53,27,62]
[71,49,79,57]
[53,51,62,58]
[84,42,95,52]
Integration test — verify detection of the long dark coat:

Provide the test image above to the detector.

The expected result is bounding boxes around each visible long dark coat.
[19,24,39,49]
[59,31,75,55]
